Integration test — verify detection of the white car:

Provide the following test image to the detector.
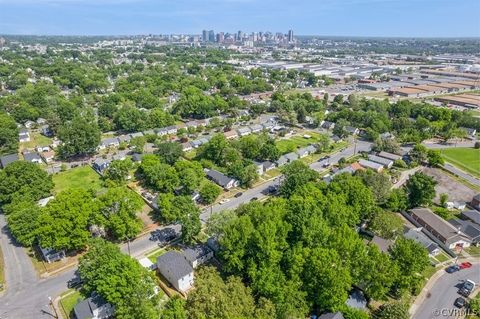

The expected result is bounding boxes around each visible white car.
[219,198,230,205]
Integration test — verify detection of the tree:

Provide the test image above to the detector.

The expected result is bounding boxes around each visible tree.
[373,302,409,319]
[0,111,19,155]
[386,188,408,212]
[141,161,179,193]
[199,181,222,205]
[180,210,201,244]
[372,138,400,154]
[114,105,147,132]
[36,189,97,251]
[280,161,319,197]
[439,193,448,207]
[175,160,204,194]
[357,170,392,205]
[130,136,146,154]
[79,239,159,319]
[0,161,54,204]
[104,158,133,183]
[156,142,184,165]
[427,149,444,167]
[161,296,187,319]
[4,198,39,246]
[369,211,404,239]
[409,144,428,164]
[57,112,101,158]
[405,172,437,207]
[228,161,259,188]
[97,187,143,241]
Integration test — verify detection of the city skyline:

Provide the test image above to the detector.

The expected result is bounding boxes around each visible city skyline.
[0,0,479,37]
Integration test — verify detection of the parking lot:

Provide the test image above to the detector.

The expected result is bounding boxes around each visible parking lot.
[423,167,477,203]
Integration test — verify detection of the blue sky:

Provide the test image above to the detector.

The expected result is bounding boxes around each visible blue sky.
[0,0,479,37]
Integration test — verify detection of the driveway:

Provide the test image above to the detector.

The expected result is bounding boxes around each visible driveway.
[413,264,480,319]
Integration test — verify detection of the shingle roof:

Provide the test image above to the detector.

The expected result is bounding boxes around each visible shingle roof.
[461,210,480,225]
[449,219,480,241]
[319,312,345,319]
[23,152,41,162]
[182,245,212,263]
[205,169,235,188]
[403,226,439,254]
[377,151,402,161]
[368,154,393,166]
[157,251,193,281]
[0,154,19,168]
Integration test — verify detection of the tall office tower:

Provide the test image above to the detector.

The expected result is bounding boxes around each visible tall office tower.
[288,29,294,42]
[237,30,243,41]
[202,30,208,42]
[208,30,215,42]
[217,32,224,43]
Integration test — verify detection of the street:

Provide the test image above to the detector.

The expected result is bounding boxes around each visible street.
[413,264,480,319]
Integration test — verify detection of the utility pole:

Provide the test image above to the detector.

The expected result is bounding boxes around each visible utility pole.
[48,296,59,319]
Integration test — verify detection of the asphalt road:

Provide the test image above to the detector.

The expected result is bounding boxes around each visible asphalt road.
[413,265,480,319]
[443,163,480,187]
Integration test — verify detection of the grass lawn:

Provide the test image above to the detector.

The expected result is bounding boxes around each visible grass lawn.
[52,166,103,194]
[19,132,53,151]
[435,251,452,263]
[59,290,86,319]
[441,148,480,178]
[146,247,167,263]
[276,131,326,154]
[465,245,480,257]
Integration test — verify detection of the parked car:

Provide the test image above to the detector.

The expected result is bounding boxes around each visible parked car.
[459,262,472,269]
[454,297,466,308]
[446,265,460,273]
[219,198,230,205]
[459,280,475,297]
[250,197,258,202]
[234,192,243,198]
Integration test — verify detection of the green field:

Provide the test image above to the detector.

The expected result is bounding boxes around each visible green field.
[59,290,85,318]
[441,148,480,178]
[19,132,53,151]
[275,132,327,154]
[52,166,103,194]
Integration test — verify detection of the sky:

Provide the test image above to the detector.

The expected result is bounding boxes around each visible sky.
[0,0,479,37]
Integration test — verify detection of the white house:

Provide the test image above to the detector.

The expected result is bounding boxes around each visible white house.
[157,251,194,292]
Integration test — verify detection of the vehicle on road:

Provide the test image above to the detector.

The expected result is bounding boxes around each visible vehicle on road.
[446,265,461,273]
[459,279,475,297]
[250,197,258,201]
[459,262,472,269]
[454,297,466,308]
[234,192,243,198]
[219,198,230,205]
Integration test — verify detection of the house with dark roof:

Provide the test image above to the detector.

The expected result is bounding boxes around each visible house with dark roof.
[131,153,144,163]
[205,169,239,189]
[182,244,214,268]
[0,154,19,168]
[368,154,394,169]
[377,151,402,161]
[296,147,310,158]
[472,194,480,211]
[318,312,345,319]
[73,293,114,319]
[331,135,342,143]
[276,155,289,167]
[249,124,263,133]
[449,219,480,246]
[461,210,480,226]
[358,159,384,172]
[237,127,252,136]
[39,246,65,263]
[262,160,276,172]
[321,121,335,130]
[19,128,30,142]
[92,158,111,173]
[368,235,393,253]
[345,126,359,135]
[23,152,42,164]
[157,251,194,292]
[285,152,299,162]
[252,161,265,175]
[99,137,119,150]
[410,208,472,249]
[403,226,440,256]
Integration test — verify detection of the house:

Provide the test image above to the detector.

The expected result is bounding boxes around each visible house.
[449,219,480,246]
[305,144,317,154]
[112,151,128,161]
[379,132,395,140]
[40,125,53,137]
[19,128,30,142]
[285,152,299,162]
[224,130,239,140]
[40,150,55,163]
[198,137,209,145]
[321,121,335,130]
[403,226,441,256]
[237,127,252,136]
[130,132,144,139]
[410,208,471,249]
[377,151,402,161]
[99,137,120,149]
[461,210,480,225]
[471,194,480,211]
[117,134,131,144]
[24,120,36,129]
[318,312,345,319]
[191,140,202,148]
[143,129,155,136]
[206,237,220,254]
[36,145,50,153]
[249,124,263,133]
[36,117,47,125]
[368,154,394,169]
[181,142,193,152]
[346,288,367,310]
[156,128,169,136]
[296,147,310,158]
[331,135,342,143]
[131,153,144,163]
[197,119,208,127]
[252,161,265,175]
[157,251,194,292]
[23,152,42,164]
[205,169,239,189]
[345,126,359,135]
[358,159,384,172]
[262,121,275,130]
[73,294,114,319]
[0,154,19,168]
[185,120,198,129]
[276,155,289,167]
[182,244,214,268]
[93,158,111,173]
[262,160,276,172]
[460,127,477,138]
[165,125,177,135]
[139,257,157,271]
[368,235,393,253]
[39,246,65,263]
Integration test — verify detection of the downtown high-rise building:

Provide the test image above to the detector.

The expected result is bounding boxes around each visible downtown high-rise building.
[208,30,215,42]
[202,30,208,42]
[288,29,294,42]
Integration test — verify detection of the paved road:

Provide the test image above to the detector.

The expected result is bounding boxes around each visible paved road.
[443,163,480,187]
[413,265,480,319]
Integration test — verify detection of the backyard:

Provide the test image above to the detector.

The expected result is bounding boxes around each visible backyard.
[275,131,329,154]
[441,147,480,178]
[59,289,86,319]
[19,132,53,151]
[52,166,104,194]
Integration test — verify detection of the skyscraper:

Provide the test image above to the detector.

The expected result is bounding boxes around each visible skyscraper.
[217,32,224,43]
[208,30,215,42]
[237,30,243,41]
[202,30,208,42]
[288,29,294,42]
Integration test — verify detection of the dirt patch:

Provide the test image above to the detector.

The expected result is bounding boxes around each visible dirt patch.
[423,167,477,203]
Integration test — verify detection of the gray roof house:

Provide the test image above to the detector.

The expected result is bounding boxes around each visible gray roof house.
[156,128,169,136]
[410,208,472,249]
[237,127,252,136]
[157,251,194,292]
[131,153,144,162]
[358,159,384,172]
[262,160,276,171]
[19,129,30,142]
[0,154,19,168]
[165,125,177,134]
[191,140,203,148]
[461,210,480,225]
[39,246,65,263]
[306,144,317,154]
[345,126,359,135]
[403,226,440,256]
[130,132,144,139]
[182,244,214,268]
[449,219,480,245]
[249,124,263,133]
[319,312,345,319]
[276,155,289,167]
[296,147,310,158]
[73,293,114,319]
[93,158,111,173]
[368,154,394,168]
[117,134,131,144]
[100,137,120,149]
[369,235,393,253]
[321,121,335,129]
[23,152,43,164]
[252,160,265,175]
[262,121,275,130]
[377,151,402,161]
[285,152,299,162]
[205,169,239,189]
